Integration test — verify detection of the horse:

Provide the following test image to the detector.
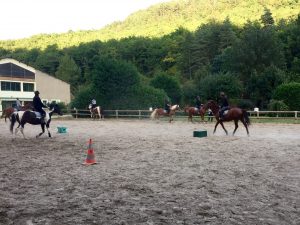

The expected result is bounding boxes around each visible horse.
[88,104,103,119]
[1,103,33,122]
[150,104,180,123]
[184,106,205,122]
[10,103,62,138]
[201,100,250,136]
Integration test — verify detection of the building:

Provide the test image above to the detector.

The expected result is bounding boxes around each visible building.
[0,58,70,112]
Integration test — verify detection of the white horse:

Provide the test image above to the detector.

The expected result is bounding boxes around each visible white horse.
[88,104,102,119]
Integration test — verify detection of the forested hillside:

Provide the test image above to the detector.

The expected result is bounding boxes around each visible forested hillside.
[0,0,299,50]
[0,1,300,110]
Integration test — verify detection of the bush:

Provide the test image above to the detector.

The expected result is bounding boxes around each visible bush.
[273,82,300,110]
[268,100,289,111]
[236,99,254,110]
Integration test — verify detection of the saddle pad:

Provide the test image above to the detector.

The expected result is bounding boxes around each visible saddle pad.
[34,111,41,118]
[224,110,229,115]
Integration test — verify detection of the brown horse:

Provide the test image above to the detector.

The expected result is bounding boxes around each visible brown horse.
[1,103,33,122]
[150,104,180,123]
[202,100,250,136]
[184,106,205,122]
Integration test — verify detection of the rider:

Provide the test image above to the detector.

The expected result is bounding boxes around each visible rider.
[15,98,22,111]
[91,98,97,109]
[164,98,171,114]
[219,91,229,120]
[33,90,48,123]
[195,95,201,112]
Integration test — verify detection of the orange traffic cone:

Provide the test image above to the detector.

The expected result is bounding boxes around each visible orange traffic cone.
[83,138,97,165]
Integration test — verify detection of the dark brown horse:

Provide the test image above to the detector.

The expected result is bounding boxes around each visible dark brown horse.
[184,106,205,122]
[202,100,250,136]
[150,104,180,123]
[1,103,33,122]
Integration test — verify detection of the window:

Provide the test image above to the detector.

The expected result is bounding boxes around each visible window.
[23,83,34,92]
[1,81,21,91]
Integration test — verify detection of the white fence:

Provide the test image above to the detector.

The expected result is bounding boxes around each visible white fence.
[65,109,299,121]
[1,109,299,121]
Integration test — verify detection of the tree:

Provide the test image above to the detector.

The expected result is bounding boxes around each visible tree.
[273,82,300,110]
[90,56,140,108]
[55,55,81,95]
[150,73,182,103]
[195,72,242,101]
[260,7,275,27]
[246,66,285,109]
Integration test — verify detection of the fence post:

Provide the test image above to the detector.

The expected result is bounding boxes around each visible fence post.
[116,110,118,119]
[76,109,78,119]
[138,110,141,119]
[295,111,298,120]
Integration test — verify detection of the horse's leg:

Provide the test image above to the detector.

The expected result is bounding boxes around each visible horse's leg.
[97,107,101,119]
[233,120,239,136]
[213,121,220,134]
[20,124,26,139]
[36,124,45,138]
[46,123,51,138]
[241,119,250,137]
[219,121,228,135]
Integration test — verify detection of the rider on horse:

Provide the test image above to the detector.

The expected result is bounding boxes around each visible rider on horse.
[91,98,97,109]
[15,98,22,111]
[195,95,201,112]
[164,98,171,114]
[33,90,48,123]
[219,92,229,120]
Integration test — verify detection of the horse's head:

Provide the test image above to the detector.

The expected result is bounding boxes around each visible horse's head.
[50,103,63,116]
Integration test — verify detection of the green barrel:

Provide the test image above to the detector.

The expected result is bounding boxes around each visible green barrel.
[193,130,207,138]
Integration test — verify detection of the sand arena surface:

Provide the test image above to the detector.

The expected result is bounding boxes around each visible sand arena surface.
[0,119,299,225]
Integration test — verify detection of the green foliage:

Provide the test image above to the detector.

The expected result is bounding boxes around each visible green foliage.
[181,80,198,105]
[268,99,289,111]
[247,66,285,104]
[55,55,81,95]
[90,57,140,102]
[150,73,182,103]
[260,7,275,26]
[236,99,255,110]
[196,72,243,101]
[0,0,299,50]
[71,85,93,109]
[273,82,300,110]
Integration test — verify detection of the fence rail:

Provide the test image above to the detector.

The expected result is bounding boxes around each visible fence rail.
[1,109,299,121]
[58,109,300,121]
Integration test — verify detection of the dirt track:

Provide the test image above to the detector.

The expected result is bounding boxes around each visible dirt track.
[0,119,299,225]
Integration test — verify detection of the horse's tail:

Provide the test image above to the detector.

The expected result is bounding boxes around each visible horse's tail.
[242,109,250,126]
[10,113,18,134]
[150,109,158,119]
